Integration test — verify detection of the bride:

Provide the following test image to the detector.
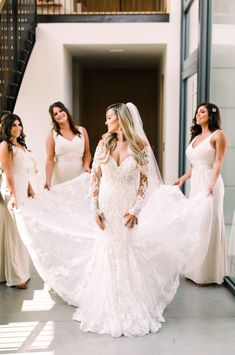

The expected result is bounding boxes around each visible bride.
[16,102,213,337]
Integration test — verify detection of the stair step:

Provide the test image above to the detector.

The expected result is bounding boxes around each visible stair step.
[28,30,35,41]
[6,96,16,111]
[25,39,34,50]
[10,82,19,96]
[21,48,30,61]
[14,70,23,82]
[18,59,27,71]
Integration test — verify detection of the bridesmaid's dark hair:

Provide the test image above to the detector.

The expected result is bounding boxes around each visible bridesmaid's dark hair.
[0,112,27,152]
[190,102,221,142]
[49,101,81,137]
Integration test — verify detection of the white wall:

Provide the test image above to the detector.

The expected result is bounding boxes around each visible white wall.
[14,0,181,186]
[211,24,235,226]
[63,46,73,111]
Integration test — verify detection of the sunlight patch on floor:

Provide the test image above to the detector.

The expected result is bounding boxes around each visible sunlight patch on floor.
[0,321,54,353]
[22,285,55,312]
[29,321,54,351]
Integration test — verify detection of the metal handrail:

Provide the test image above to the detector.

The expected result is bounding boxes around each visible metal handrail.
[0,0,36,113]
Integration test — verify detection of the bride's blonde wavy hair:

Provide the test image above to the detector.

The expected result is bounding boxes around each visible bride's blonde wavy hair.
[99,103,147,175]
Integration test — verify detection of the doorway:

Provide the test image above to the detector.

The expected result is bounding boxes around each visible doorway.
[71,45,165,172]
[74,66,163,171]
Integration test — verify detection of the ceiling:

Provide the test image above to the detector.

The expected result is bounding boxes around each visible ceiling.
[66,44,166,68]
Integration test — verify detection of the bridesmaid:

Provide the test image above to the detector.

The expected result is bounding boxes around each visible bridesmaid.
[44,102,91,190]
[174,102,227,285]
[0,113,34,289]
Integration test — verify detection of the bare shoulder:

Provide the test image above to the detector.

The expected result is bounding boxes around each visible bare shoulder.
[78,126,88,135]
[211,130,227,152]
[0,141,11,159]
[213,130,227,143]
[47,130,54,138]
[46,131,55,144]
[0,141,9,152]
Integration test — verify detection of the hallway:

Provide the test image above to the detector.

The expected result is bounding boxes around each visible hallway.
[0,268,235,355]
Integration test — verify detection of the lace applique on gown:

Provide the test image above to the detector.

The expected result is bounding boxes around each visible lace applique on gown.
[15,145,213,336]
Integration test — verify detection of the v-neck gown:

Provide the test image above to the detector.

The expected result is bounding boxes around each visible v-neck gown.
[52,128,85,184]
[184,130,226,284]
[0,147,31,286]
[15,145,213,336]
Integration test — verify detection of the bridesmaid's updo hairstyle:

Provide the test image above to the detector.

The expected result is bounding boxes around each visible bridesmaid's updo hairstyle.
[49,101,81,137]
[190,102,221,142]
[0,112,27,152]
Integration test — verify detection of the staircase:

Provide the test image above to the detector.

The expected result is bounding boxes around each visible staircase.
[0,0,36,114]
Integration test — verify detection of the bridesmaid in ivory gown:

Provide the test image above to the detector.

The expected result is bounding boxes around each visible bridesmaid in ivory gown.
[0,113,35,289]
[44,101,91,190]
[174,102,227,285]
[15,103,214,336]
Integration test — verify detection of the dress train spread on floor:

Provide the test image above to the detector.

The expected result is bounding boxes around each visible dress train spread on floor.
[15,149,213,337]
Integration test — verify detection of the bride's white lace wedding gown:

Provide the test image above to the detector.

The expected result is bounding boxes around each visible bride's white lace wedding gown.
[16,146,212,337]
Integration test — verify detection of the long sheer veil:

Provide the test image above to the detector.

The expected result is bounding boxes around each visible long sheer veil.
[126,102,163,194]
[126,102,213,273]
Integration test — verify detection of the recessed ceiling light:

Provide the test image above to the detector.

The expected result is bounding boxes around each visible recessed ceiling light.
[108,49,124,53]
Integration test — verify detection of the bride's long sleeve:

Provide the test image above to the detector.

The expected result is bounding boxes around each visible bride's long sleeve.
[90,144,102,215]
[128,146,149,216]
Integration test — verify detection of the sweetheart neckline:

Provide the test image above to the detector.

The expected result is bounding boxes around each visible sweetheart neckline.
[109,155,133,168]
